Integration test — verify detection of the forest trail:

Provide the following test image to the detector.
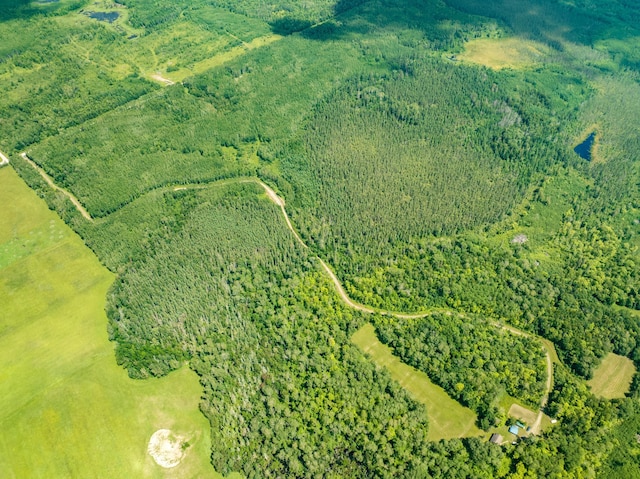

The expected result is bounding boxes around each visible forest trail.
[20,153,93,222]
[25,170,555,425]
[255,180,555,427]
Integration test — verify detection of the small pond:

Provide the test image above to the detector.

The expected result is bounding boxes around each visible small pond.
[574,132,596,161]
[87,11,120,23]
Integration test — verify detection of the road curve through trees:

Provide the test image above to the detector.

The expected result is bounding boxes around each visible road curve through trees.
[16,164,555,427]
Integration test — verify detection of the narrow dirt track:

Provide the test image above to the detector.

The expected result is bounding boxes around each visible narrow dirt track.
[22,169,555,423]
[255,180,555,426]
[21,153,93,222]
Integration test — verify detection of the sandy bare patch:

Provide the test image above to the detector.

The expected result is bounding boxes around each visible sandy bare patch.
[150,74,175,85]
[511,234,528,244]
[508,403,537,426]
[148,429,186,468]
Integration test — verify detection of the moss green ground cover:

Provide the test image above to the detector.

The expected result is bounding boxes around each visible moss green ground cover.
[588,352,636,399]
[352,323,482,441]
[0,167,223,479]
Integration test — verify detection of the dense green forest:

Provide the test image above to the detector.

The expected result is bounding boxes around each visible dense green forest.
[4,0,640,476]
[106,184,435,476]
[282,58,585,251]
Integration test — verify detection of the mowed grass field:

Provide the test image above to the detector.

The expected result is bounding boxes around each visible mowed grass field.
[352,324,482,441]
[0,167,226,479]
[588,352,636,399]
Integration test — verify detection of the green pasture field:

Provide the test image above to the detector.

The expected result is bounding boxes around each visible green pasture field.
[588,352,636,399]
[352,323,482,441]
[0,167,226,479]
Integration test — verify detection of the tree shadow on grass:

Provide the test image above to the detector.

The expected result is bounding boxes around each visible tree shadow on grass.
[0,0,84,22]
[443,0,640,53]
[271,0,640,71]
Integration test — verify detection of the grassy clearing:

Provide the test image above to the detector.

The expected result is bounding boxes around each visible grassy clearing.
[352,323,482,441]
[0,167,225,479]
[588,352,636,399]
[458,37,548,70]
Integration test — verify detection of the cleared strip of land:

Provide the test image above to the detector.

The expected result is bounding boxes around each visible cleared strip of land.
[352,323,482,440]
[21,152,93,221]
[149,34,281,85]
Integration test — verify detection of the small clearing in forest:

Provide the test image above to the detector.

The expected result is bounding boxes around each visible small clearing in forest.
[508,403,537,426]
[588,352,636,399]
[458,37,548,70]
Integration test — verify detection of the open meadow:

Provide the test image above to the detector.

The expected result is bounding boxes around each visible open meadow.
[588,353,636,399]
[457,37,548,70]
[0,167,225,479]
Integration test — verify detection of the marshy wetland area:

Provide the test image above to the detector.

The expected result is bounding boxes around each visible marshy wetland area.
[1,0,640,477]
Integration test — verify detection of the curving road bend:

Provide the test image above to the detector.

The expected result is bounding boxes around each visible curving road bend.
[16,164,554,426]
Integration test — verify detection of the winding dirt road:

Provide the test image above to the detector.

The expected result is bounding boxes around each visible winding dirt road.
[255,180,555,429]
[22,168,555,425]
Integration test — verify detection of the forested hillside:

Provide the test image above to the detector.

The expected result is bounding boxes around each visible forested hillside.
[3,0,640,476]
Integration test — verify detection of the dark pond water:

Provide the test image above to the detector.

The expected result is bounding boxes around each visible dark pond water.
[574,132,596,161]
[87,11,120,23]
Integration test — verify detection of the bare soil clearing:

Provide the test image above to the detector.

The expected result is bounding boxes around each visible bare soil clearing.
[508,403,538,426]
[150,73,175,85]
[0,150,9,167]
[148,429,187,468]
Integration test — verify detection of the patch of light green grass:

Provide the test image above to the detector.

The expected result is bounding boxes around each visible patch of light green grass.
[0,167,230,479]
[352,323,482,441]
[588,352,636,399]
[457,37,549,70]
